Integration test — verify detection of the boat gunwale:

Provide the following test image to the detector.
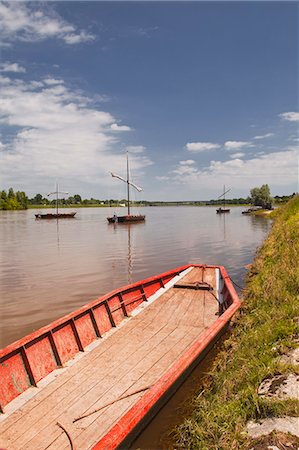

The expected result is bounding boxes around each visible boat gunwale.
[93,265,241,450]
[0,264,201,359]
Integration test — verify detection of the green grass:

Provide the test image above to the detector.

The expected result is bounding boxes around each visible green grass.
[175,195,299,450]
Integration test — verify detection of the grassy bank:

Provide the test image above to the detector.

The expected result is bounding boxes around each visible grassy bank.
[175,195,299,449]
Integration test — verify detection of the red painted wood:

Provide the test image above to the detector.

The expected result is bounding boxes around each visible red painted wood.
[122,289,143,314]
[25,337,57,383]
[109,295,125,325]
[93,304,113,335]
[0,352,31,408]
[52,324,79,364]
[143,280,163,298]
[74,313,97,349]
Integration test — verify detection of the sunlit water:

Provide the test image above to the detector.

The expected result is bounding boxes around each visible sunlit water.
[0,206,271,348]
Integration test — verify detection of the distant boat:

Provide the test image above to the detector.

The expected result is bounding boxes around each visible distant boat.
[35,184,76,219]
[107,152,145,223]
[216,186,231,214]
[242,206,262,215]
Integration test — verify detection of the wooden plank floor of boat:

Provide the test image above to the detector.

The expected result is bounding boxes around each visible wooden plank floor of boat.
[0,267,219,450]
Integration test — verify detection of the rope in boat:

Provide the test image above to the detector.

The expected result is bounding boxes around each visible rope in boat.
[229,277,243,291]
[73,385,152,423]
[57,422,76,450]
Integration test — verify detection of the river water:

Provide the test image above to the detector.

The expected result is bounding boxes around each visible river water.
[0,206,271,348]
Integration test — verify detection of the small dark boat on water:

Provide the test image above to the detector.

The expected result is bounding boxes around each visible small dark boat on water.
[216,185,231,214]
[242,207,262,215]
[216,207,230,214]
[35,212,76,219]
[35,184,76,220]
[107,152,145,224]
[107,213,145,223]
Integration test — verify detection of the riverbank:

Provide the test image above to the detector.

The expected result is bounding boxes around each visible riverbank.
[175,195,299,449]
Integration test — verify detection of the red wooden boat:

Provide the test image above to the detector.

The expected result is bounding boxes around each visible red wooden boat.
[0,264,241,450]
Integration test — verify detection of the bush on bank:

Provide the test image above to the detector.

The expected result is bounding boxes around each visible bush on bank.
[175,195,299,450]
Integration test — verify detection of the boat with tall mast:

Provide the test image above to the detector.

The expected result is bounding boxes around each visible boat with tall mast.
[107,152,145,223]
[216,185,231,214]
[35,184,76,219]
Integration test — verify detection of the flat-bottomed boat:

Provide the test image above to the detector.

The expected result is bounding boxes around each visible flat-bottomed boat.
[0,264,241,450]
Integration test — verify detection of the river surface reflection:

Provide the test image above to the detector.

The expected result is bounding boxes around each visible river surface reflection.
[0,206,271,347]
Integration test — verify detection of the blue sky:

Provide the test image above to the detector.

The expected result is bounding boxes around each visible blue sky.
[0,1,298,200]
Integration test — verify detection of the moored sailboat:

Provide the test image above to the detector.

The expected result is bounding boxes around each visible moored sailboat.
[216,185,231,214]
[107,152,145,223]
[35,184,76,219]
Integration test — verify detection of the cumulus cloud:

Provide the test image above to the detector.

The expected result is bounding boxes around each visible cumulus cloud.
[110,123,131,131]
[229,152,245,158]
[179,160,195,165]
[170,149,298,190]
[224,140,254,150]
[0,75,151,195]
[279,112,299,122]
[0,62,26,73]
[186,142,220,152]
[0,1,95,45]
[253,133,274,140]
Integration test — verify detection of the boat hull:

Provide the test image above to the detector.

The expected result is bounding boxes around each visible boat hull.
[107,214,145,223]
[35,212,76,219]
[0,264,241,450]
[216,208,230,214]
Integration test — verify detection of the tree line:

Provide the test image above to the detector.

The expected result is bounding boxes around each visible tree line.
[0,188,28,210]
[0,185,296,210]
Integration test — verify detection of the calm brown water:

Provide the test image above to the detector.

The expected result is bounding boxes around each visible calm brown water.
[0,206,270,348]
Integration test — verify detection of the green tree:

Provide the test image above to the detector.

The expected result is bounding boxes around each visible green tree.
[16,191,28,209]
[32,193,43,204]
[0,190,8,209]
[8,187,15,199]
[250,184,273,209]
[74,194,82,204]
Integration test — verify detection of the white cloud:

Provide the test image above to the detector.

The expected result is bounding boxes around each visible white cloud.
[43,78,64,86]
[0,75,151,195]
[229,152,245,158]
[253,133,274,140]
[279,112,299,122]
[110,123,131,131]
[224,140,254,150]
[186,142,220,152]
[173,164,197,176]
[125,145,145,153]
[179,160,195,165]
[0,62,26,73]
[170,149,298,190]
[0,2,95,45]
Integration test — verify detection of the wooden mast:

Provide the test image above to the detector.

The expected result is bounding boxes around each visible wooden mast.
[127,151,130,216]
[56,183,59,215]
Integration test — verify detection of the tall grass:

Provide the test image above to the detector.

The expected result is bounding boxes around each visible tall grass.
[175,196,299,449]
